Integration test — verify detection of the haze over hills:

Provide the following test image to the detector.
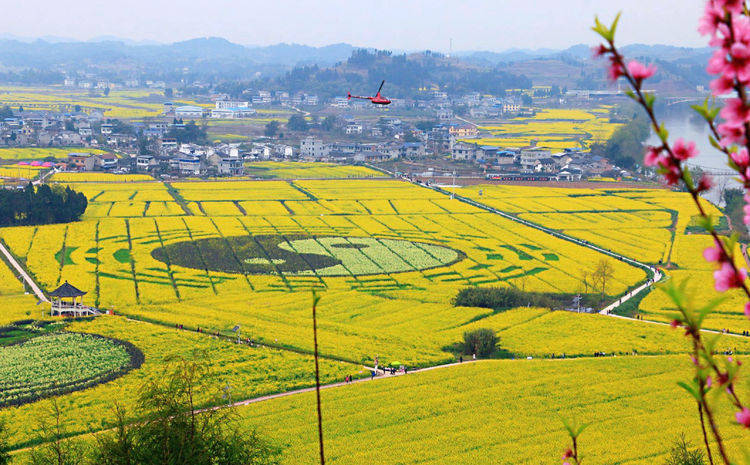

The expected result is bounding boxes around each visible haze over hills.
[0,36,711,95]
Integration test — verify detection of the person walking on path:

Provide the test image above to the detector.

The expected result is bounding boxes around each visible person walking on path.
[370,370,376,380]
[472,353,476,361]
[459,356,463,363]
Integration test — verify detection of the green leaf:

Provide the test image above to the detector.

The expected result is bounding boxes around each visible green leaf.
[643,92,656,109]
[609,12,622,41]
[311,289,322,307]
[677,380,701,402]
[697,215,713,232]
[683,167,694,190]
[708,135,723,151]
[591,16,609,39]
[657,123,669,143]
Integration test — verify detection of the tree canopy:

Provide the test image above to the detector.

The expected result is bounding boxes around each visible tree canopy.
[0,183,87,227]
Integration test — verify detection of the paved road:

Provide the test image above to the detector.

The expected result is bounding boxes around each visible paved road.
[454,115,480,128]
[0,241,47,302]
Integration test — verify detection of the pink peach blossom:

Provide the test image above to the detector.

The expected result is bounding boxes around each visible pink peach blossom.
[627,60,656,81]
[672,139,698,160]
[699,2,725,36]
[644,147,663,167]
[731,148,750,166]
[713,262,747,292]
[720,98,750,124]
[697,175,714,192]
[737,407,750,428]
[710,75,734,95]
[703,241,723,262]
[717,120,746,146]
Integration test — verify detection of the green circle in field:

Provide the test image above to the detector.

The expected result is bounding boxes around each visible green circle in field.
[152,235,464,276]
[0,332,140,408]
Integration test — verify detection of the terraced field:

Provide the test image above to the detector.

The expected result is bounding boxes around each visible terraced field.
[0,177,746,464]
[236,356,748,465]
[244,161,387,179]
[465,107,622,150]
[458,184,750,334]
[0,179,648,366]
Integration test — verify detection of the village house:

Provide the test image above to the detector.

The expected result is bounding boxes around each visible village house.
[136,154,157,171]
[345,122,363,135]
[300,136,330,159]
[399,142,426,158]
[354,150,389,163]
[174,105,204,118]
[451,141,479,161]
[448,125,479,138]
[519,148,552,173]
[67,153,98,171]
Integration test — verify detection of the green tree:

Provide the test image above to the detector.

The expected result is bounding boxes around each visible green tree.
[723,187,748,238]
[415,120,437,132]
[92,352,281,465]
[462,328,498,357]
[0,106,13,119]
[593,113,650,168]
[164,88,173,98]
[104,87,110,97]
[287,114,309,132]
[264,120,280,138]
[165,121,207,144]
[321,115,337,132]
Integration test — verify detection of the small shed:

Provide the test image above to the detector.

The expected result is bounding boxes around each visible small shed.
[49,281,99,317]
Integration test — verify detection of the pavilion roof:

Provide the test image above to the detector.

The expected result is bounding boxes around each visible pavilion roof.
[49,281,86,298]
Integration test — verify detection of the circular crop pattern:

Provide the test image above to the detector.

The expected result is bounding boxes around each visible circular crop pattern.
[0,333,142,408]
[152,235,464,276]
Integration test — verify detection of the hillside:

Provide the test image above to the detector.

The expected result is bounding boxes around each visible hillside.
[0,38,712,94]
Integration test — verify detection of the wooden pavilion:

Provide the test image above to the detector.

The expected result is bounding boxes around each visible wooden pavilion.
[49,281,100,317]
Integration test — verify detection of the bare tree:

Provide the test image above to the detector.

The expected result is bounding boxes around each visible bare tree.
[580,270,590,294]
[592,259,615,304]
[29,398,85,465]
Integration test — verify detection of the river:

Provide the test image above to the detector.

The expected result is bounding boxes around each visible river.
[646,110,738,205]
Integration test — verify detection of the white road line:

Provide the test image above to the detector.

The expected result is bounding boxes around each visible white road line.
[0,241,48,302]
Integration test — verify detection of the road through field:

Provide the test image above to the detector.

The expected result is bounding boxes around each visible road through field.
[0,240,47,303]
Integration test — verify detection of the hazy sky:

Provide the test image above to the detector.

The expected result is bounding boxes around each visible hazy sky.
[4,0,706,50]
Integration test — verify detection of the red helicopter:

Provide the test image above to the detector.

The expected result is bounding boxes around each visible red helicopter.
[347,80,391,105]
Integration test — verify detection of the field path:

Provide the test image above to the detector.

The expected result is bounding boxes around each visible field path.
[0,240,47,302]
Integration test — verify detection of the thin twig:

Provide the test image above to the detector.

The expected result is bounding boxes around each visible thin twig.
[311,291,325,465]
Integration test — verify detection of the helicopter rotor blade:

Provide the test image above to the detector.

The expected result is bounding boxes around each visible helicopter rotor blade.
[376,80,385,95]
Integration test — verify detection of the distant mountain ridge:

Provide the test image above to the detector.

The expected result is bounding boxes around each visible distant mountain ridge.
[0,37,712,94]
[0,36,711,67]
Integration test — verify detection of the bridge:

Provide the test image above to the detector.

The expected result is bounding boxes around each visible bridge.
[685,163,736,176]
[664,96,705,106]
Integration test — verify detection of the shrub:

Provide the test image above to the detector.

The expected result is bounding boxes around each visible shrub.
[662,434,706,465]
[462,329,498,357]
[453,287,597,311]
